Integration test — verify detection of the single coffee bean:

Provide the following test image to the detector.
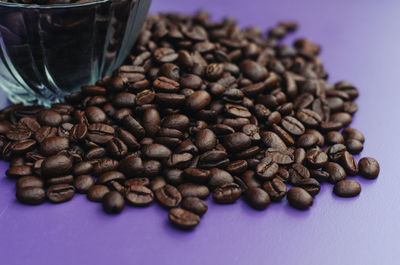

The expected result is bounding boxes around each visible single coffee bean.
[87,185,110,202]
[240,59,268,82]
[118,156,143,177]
[16,187,45,205]
[358,157,380,179]
[125,178,150,187]
[296,134,318,148]
[287,187,313,210]
[305,129,325,147]
[256,157,279,180]
[47,175,74,186]
[294,148,306,164]
[309,169,330,183]
[327,144,346,162]
[281,116,305,136]
[345,139,363,154]
[17,176,44,190]
[306,148,328,168]
[103,191,125,214]
[324,162,347,184]
[294,178,320,196]
[342,128,365,143]
[223,132,252,152]
[74,175,95,193]
[178,183,210,199]
[41,154,73,178]
[289,163,311,185]
[106,137,128,159]
[168,208,200,230]
[265,148,294,165]
[142,109,161,137]
[40,136,69,156]
[340,151,358,176]
[6,165,32,178]
[195,129,217,152]
[186,90,212,111]
[150,177,167,191]
[183,168,210,183]
[226,160,248,175]
[261,131,287,150]
[181,197,208,216]
[37,109,62,127]
[70,123,88,142]
[213,183,242,204]
[333,179,361,197]
[125,185,154,206]
[73,161,93,176]
[46,184,75,203]
[296,109,321,127]
[326,131,344,145]
[86,106,107,123]
[97,171,125,185]
[263,178,287,201]
[245,187,270,210]
[142,144,172,160]
[155,184,182,208]
[208,168,234,190]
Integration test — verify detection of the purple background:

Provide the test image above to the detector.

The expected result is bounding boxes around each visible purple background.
[1,0,399,264]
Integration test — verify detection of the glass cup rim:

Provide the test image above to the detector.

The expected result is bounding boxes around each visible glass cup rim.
[0,0,128,9]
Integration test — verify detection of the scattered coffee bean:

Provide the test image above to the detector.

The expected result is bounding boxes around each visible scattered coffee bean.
[358,157,380,179]
[287,187,313,210]
[181,197,208,216]
[333,179,361,197]
[103,191,125,214]
[245,187,270,210]
[168,208,200,230]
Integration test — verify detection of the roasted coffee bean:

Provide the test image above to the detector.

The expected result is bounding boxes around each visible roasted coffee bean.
[263,178,286,201]
[195,129,217,152]
[324,162,347,184]
[281,116,305,136]
[296,109,321,127]
[342,128,365,143]
[186,91,212,111]
[142,109,160,137]
[265,148,294,165]
[125,185,154,206]
[85,147,107,160]
[74,175,95,193]
[98,171,125,185]
[118,156,143,177]
[294,178,320,196]
[6,165,32,178]
[106,137,128,159]
[47,184,75,203]
[6,129,31,141]
[181,197,208,216]
[183,168,210,183]
[16,187,45,205]
[309,169,330,182]
[333,179,361,197]
[305,129,325,147]
[87,185,110,202]
[122,115,145,139]
[37,110,62,127]
[150,177,167,192]
[40,136,69,156]
[18,117,40,132]
[178,183,210,199]
[246,187,270,210]
[330,112,352,127]
[294,148,306,164]
[261,131,287,150]
[41,154,73,178]
[340,151,358,176]
[296,134,318,148]
[306,148,328,168]
[168,208,200,230]
[86,106,106,123]
[326,131,344,145]
[73,161,93,176]
[209,168,234,190]
[116,128,140,151]
[345,139,363,154]
[271,124,294,146]
[213,183,242,204]
[103,191,125,214]
[226,160,248,175]
[155,184,182,208]
[240,59,268,82]
[9,140,37,156]
[47,175,74,186]
[87,123,115,145]
[327,144,347,162]
[223,132,251,152]
[358,157,380,179]
[287,187,313,210]
[16,176,43,190]
[289,163,310,184]
[256,157,279,180]
[70,123,87,142]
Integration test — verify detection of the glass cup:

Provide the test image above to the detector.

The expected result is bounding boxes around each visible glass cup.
[0,0,151,106]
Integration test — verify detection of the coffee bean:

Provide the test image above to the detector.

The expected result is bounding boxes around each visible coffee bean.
[73,161,93,176]
[287,187,313,210]
[345,139,363,154]
[333,179,361,197]
[324,162,347,184]
[87,123,115,145]
[213,183,242,204]
[74,175,95,193]
[342,128,365,143]
[327,144,346,162]
[245,187,270,210]
[263,178,287,201]
[340,151,358,176]
[181,197,208,216]
[265,148,294,165]
[261,131,287,150]
[358,157,380,179]
[16,187,45,205]
[226,160,248,175]
[296,109,321,127]
[186,91,212,111]
[98,171,125,185]
[86,106,106,123]
[106,137,128,159]
[116,128,140,151]
[87,185,110,202]
[256,157,279,180]
[41,154,73,178]
[168,208,200,230]
[296,134,318,148]
[209,168,234,190]
[326,131,344,145]
[178,183,210,199]
[155,184,182,208]
[122,115,145,139]
[40,136,69,156]
[195,129,217,152]
[118,156,143,177]
[240,59,268,82]
[6,165,32,178]
[330,112,352,127]
[37,110,62,127]
[183,168,210,183]
[17,176,44,190]
[46,184,75,203]
[103,191,125,214]
[47,175,74,186]
[306,148,328,168]
[223,132,251,152]
[70,123,87,142]
[281,116,305,136]
[125,185,154,206]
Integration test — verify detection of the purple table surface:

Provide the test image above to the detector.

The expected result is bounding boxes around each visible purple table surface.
[1,0,400,264]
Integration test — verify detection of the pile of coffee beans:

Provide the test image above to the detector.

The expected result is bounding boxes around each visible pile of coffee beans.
[0,11,380,230]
